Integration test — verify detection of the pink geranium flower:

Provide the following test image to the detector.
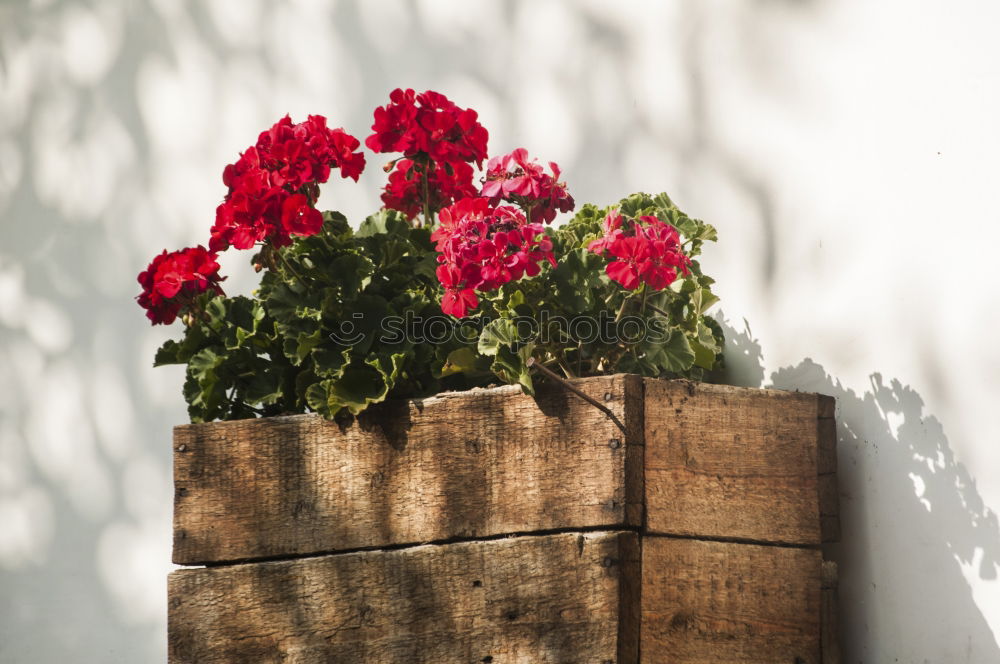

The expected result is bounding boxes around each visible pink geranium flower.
[481,148,574,224]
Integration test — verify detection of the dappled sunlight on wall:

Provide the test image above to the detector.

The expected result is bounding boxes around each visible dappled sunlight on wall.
[773,363,1000,662]
[0,1,283,660]
[716,314,1000,661]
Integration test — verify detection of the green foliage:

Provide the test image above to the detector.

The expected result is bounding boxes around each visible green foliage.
[155,212,481,422]
[155,193,723,422]
[474,191,724,387]
[154,294,299,422]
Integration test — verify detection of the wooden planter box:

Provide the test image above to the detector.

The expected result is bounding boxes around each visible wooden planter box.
[168,375,839,663]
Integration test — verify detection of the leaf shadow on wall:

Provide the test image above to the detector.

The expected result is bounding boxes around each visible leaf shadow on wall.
[715,314,1000,662]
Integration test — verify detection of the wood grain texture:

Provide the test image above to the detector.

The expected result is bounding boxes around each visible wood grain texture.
[641,537,822,664]
[821,561,840,664]
[174,375,644,564]
[168,531,639,664]
[817,406,841,543]
[174,375,837,564]
[644,380,823,545]
[817,401,838,475]
[818,474,841,543]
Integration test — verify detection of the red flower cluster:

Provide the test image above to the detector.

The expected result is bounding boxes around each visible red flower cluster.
[366,89,488,219]
[210,115,365,251]
[382,159,478,219]
[136,246,225,325]
[431,197,556,317]
[366,89,488,165]
[481,148,575,224]
[588,213,690,290]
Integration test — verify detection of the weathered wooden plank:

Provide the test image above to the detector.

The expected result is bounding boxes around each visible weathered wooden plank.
[174,375,836,564]
[641,536,822,663]
[174,375,644,564]
[617,531,642,664]
[644,381,823,545]
[818,474,841,543]
[817,404,841,543]
[821,561,840,664]
[168,531,639,664]
[820,515,841,545]
[817,394,836,420]
[817,402,838,475]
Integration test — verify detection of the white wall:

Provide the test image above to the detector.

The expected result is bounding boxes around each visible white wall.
[1,1,998,661]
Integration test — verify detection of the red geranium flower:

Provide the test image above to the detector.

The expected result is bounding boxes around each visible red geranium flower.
[211,115,365,251]
[586,211,623,254]
[136,246,225,325]
[431,197,555,317]
[436,263,480,318]
[481,148,575,224]
[381,159,478,220]
[281,193,324,238]
[589,213,690,291]
[367,88,489,167]
[605,236,646,290]
[367,89,489,221]
[366,88,420,154]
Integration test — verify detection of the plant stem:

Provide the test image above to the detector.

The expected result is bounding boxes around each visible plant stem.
[421,165,432,229]
[526,357,628,436]
[646,302,669,318]
[276,248,304,282]
[615,293,633,322]
[556,352,575,379]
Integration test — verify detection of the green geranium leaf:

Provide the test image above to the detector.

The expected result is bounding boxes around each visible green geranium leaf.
[225,296,265,350]
[312,346,352,378]
[285,325,323,364]
[366,351,409,392]
[321,210,351,236]
[492,342,535,395]
[552,248,603,311]
[244,366,285,406]
[619,192,655,218]
[357,209,411,237]
[436,347,479,377]
[691,339,716,370]
[305,364,388,417]
[339,294,392,355]
[329,253,375,295]
[188,346,222,381]
[266,282,322,323]
[203,296,227,329]
[652,192,675,212]
[647,328,696,374]
[690,288,720,316]
[413,252,438,280]
[185,346,229,420]
[478,318,516,356]
[505,289,526,311]
[154,339,183,366]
